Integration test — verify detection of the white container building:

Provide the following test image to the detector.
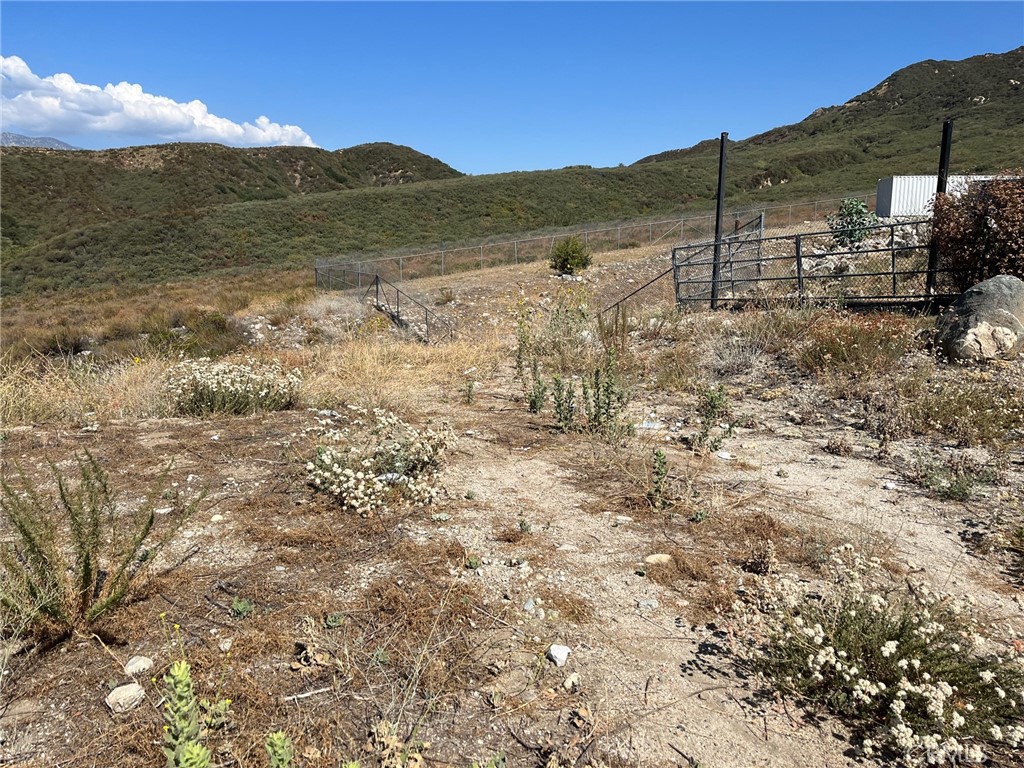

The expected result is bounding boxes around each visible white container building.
[875,175,995,217]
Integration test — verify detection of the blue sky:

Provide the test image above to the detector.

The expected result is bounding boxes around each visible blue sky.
[1,1,1021,174]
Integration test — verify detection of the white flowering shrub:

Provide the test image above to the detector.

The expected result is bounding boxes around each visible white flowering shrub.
[166,357,302,416]
[307,407,456,516]
[742,546,1024,765]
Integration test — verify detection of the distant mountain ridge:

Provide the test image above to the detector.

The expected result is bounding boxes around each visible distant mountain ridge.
[2,47,1022,295]
[1,132,79,150]
[635,46,1023,187]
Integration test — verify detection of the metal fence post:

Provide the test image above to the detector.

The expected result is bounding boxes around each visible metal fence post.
[795,234,805,301]
[890,224,897,297]
[514,240,518,264]
[480,244,484,269]
[711,132,728,310]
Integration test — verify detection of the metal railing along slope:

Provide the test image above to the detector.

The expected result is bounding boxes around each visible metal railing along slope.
[362,274,454,343]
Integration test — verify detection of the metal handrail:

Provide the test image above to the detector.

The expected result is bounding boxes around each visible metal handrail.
[362,274,454,343]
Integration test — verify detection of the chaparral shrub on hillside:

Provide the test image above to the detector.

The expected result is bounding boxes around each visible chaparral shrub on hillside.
[549,235,591,275]
[932,172,1024,292]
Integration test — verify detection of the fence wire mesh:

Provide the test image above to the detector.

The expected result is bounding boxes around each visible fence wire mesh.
[673,218,942,308]
[315,193,876,291]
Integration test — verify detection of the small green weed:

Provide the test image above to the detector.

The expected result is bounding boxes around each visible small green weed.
[525,358,547,413]
[266,731,294,768]
[230,597,254,619]
[647,448,669,510]
[909,453,1000,501]
[690,385,734,453]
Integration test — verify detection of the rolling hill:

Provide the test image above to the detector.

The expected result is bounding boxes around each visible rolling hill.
[2,47,1022,295]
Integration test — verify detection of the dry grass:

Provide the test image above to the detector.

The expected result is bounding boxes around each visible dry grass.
[299,330,505,414]
[0,355,171,425]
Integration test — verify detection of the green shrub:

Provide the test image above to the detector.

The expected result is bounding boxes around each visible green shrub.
[826,198,878,249]
[932,172,1024,292]
[0,453,192,637]
[749,546,1024,764]
[549,235,591,274]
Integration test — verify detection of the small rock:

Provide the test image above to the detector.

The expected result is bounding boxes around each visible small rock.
[644,553,673,566]
[218,638,233,653]
[562,672,582,692]
[613,515,633,526]
[636,599,659,613]
[556,543,578,552]
[105,683,146,713]
[210,514,224,523]
[154,507,173,516]
[547,644,571,667]
[715,451,734,461]
[123,655,153,676]
[882,481,897,490]
[523,598,537,613]
[430,513,452,522]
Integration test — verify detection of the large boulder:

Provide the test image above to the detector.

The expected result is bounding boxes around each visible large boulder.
[935,274,1024,362]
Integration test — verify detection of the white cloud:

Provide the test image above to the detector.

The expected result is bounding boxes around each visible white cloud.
[0,56,317,147]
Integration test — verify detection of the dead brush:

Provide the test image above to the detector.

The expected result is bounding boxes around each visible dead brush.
[643,549,717,588]
[321,577,491,730]
[0,352,174,425]
[865,359,1024,448]
[794,310,920,379]
[534,586,596,624]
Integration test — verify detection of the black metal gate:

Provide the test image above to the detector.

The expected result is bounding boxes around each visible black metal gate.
[672,218,955,308]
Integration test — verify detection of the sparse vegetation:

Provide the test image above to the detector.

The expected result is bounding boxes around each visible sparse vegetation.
[3,90,1024,765]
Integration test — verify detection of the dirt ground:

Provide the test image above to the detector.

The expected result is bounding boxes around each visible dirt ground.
[1,247,1022,768]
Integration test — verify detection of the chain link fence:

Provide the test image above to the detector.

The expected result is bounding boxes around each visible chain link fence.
[672,217,948,308]
[315,193,877,290]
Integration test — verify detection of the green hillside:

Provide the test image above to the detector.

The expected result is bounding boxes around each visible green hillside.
[0,141,462,252]
[2,47,1022,295]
